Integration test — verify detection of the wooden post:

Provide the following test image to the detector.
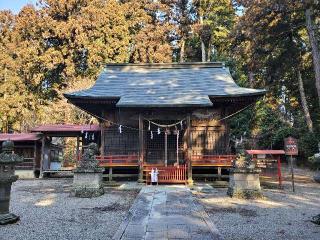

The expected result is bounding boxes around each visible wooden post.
[40,136,45,178]
[138,114,144,183]
[76,136,80,161]
[165,131,168,167]
[33,140,37,176]
[217,167,222,180]
[277,155,282,188]
[100,120,105,156]
[290,155,295,192]
[187,115,193,185]
[109,167,113,182]
[176,131,179,166]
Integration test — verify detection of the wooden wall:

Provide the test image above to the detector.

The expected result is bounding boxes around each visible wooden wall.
[101,106,230,162]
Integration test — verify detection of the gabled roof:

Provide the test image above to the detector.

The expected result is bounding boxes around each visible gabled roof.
[0,133,42,142]
[64,62,266,107]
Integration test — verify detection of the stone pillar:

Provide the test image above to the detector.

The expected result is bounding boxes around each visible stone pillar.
[72,143,104,198]
[0,140,23,225]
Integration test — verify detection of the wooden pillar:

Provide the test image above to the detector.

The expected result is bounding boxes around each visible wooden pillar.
[109,167,113,182]
[217,167,222,180]
[164,131,168,167]
[33,140,37,176]
[39,135,45,178]
[187,115,193,185]
[138,114,144,183]
[100,120,105,156]
[76,136,80,161]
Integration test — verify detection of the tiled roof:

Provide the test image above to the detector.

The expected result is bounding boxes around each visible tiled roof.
[31,124,100,133]
[64,62,266,107]
[0,133,42,142]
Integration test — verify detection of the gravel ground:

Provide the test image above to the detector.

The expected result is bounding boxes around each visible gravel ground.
[196,167,320,240]
[0,179,139,240]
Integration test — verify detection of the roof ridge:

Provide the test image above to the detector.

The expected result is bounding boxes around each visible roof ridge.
[105,62,224,69]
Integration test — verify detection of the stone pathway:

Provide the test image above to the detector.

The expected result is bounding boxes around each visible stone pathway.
[113,186,222,240]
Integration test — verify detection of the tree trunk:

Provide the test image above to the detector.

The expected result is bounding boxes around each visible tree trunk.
[200,15,206,62]
[180,38,185,63]
[248,71,255,87]
[297,69,314,133]
[207,42,211,62]
[305,7,320,106]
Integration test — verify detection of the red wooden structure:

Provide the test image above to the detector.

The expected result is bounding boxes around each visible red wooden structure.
[96,154,139,167]
[246,150,285,187]
[143,164,187,185]
[191,155,235,166]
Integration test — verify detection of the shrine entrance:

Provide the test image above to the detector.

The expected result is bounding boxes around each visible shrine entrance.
[144,120,186,166]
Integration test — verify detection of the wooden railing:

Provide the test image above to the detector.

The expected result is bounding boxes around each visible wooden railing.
[96,155,139,167]
[16,157,34,170]
[143,164,187,184]
[191,155,236,167]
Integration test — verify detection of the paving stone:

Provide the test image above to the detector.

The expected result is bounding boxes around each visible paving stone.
[145,231,168,240]
[115,186,222,240]
[146,223,167,232]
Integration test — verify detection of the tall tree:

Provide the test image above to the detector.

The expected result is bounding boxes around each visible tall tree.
[121,0,174,63]
[194,0,235,62]
[233,0,315,133]
[304,0,320,107]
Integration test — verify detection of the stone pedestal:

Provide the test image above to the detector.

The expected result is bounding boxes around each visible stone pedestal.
[71,143,104,198]
[227,168,263,199]
[72,169,104,198]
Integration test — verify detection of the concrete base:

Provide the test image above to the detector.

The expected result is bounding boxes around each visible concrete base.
[15,170,35,179]
[72,171,104,198]
[228,168,263,199]
[0,213,20,225]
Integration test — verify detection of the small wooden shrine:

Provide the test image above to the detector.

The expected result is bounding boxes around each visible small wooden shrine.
[64,62,265,183]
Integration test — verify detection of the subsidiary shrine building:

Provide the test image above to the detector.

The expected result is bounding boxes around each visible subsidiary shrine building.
[64,62,265,183]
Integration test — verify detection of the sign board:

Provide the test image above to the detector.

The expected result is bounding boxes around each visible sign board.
[284,137,298,156]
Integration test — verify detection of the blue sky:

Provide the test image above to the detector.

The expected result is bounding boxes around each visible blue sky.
[0,0,37,13]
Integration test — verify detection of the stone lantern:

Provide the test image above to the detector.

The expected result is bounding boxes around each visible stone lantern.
[71,143,104,198]
[0,140,23,225]
[228,142,263,199]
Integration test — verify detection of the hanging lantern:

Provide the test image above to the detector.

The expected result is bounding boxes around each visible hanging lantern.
[157,128,161,135]
[119,125,122,134]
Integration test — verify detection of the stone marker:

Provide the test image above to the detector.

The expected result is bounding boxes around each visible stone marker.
[0,140,23,225]
[228,142,263,199]
[71,143,104,198]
